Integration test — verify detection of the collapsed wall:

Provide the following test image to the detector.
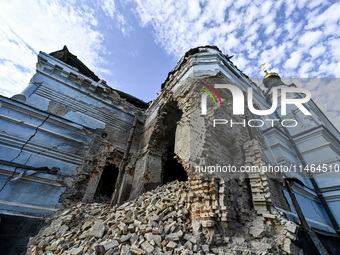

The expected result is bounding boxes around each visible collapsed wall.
[124,46,303,253]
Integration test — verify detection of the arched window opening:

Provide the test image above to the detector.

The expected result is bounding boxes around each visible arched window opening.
[94,164,119,203]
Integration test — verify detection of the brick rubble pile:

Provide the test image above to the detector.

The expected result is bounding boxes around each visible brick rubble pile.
[27,179,302,255]
[27,181,210,255]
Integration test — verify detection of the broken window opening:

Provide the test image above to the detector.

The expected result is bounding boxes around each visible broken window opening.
[94,164,118,203]
[161,102,187,184]
[162,144,187,184]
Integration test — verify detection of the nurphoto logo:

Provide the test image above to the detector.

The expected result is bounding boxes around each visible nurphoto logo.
[200,83,311,128]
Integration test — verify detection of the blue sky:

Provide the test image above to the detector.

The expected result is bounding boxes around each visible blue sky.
[0,0,340,125]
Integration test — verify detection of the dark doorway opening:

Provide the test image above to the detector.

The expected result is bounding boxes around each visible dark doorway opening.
[94,164,118,202]
[161,102,188,184]
[163,144,187,184]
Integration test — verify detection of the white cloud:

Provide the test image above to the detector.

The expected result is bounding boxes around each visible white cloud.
[329,39,340,61]
[334,62,340,77]
[299,62,313,77]
[187,0,201,21]
[102,0,116,19]
[307,0,324,9]
[310,45,326,59]
[284,51,302,70]
[306,2,340,30]
[0,60,32,97]
[233,54,248,70]
[0,0,105,97]
[261,1,272,16]
[298,30,323,48]
[296,0,308,9]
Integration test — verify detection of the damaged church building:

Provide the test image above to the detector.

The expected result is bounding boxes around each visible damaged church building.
[0,45,340,254]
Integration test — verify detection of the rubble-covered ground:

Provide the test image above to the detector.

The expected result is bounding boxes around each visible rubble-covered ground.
[27,180,303,255]
[27,181,209,255]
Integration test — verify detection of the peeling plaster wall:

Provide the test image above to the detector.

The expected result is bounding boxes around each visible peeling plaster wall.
[0,96,88,216]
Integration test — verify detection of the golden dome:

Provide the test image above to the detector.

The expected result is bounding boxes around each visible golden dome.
[264,72,280,79]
